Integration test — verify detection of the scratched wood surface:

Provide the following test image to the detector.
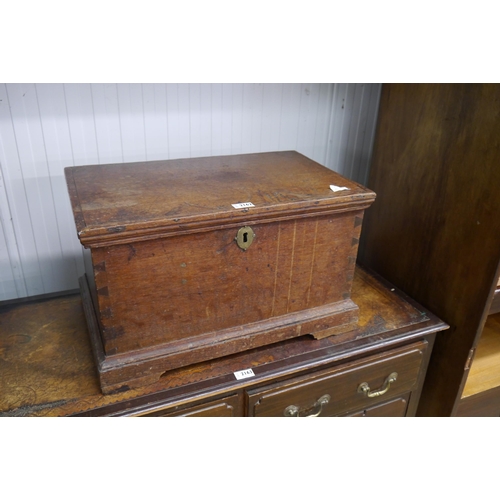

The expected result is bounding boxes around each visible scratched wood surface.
[64,151,375,246]
[0,266,447,416]
[65,151,376,392]
[90,212,364,356]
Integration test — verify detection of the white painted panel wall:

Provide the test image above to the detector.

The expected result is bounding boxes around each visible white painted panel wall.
[0,83,381,301]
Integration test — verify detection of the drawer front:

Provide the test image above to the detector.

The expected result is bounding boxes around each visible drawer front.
[343,394,410,417]
[135,394,240,417]
[246,341,427,417]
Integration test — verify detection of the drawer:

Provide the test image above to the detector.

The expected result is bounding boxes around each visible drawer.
[343,394,410,417]
[134,394,240,417]
[246,341,427,417]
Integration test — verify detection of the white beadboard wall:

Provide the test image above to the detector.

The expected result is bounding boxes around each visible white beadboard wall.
[0,83,381,301]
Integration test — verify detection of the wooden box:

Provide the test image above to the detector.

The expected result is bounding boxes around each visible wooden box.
[65,151,375,393]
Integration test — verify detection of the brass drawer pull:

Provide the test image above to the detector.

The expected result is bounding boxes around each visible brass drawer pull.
[357,372,398,398]
[284,394,331,417]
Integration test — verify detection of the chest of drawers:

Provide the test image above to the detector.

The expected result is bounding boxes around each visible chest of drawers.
[0,266,448,417]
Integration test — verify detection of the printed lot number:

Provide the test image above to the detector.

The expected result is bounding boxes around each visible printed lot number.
[232,202,255,209]
[234,368,256,380]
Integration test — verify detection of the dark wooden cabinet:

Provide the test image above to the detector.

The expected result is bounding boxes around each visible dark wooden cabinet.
[0,266,447,417]
[358,83,500,417]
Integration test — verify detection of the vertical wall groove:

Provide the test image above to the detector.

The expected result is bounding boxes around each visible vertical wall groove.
[0,83,381,300]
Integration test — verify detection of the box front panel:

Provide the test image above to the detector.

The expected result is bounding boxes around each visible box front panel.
[92,211,364,354]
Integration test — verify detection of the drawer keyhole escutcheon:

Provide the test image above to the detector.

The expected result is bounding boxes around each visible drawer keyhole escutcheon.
[235,226,255,251]
[357,372,398,398]
[284,394,331,417]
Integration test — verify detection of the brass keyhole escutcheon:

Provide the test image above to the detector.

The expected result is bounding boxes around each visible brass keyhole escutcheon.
[235,226,255,251]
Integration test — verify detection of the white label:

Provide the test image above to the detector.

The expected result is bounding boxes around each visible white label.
[233,368,255,380]
[330,185,350,192]
[231,202,255,209]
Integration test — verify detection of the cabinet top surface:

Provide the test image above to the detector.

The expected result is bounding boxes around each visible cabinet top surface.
[0,267,447,417]
[64,151,375,244]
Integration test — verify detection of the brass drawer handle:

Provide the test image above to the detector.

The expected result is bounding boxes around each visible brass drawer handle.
[284,394,331,417]
[357,372,398,398]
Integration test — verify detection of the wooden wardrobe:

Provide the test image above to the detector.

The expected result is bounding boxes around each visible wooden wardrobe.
[358,83,500,416]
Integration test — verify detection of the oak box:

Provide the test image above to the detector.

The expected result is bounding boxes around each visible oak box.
[65,151,375,393]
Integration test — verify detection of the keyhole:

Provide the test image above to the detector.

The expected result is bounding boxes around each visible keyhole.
[236,226,255,250]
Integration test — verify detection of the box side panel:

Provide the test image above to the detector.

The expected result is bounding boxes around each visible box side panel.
[92,211,364,354]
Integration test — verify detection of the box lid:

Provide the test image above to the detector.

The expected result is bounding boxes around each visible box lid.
[65,151,376,247]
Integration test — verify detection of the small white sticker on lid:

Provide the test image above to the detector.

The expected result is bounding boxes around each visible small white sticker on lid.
[234,368,255,380]
[232,202,255,209]
[330,185,350,192]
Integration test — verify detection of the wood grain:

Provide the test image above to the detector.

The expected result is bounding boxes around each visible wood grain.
[461,313,500,398]
[343,395,409,417]
[246,342,426,417]
[359,84,500,416]
[134,394,241,417]
[90,212,364,355]
[456,386,500,417]
[65,151,376,392]
[64,151,375,247]
[0,266,448,416]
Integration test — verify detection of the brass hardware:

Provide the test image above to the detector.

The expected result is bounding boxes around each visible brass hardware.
[465,348,476,371]
[284,405,300,417]
[235,226,255,251]
[357,372,398,398]
[284,394,331,417]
